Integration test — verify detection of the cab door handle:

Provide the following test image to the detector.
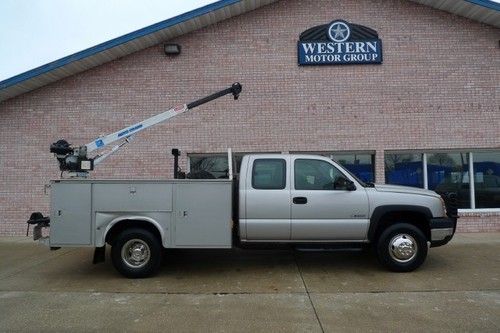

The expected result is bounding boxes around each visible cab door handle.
[293,197,307,204]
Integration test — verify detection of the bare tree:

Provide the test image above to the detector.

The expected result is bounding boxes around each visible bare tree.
[428,153,456,167]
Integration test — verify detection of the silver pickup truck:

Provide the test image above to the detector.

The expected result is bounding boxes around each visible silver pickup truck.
[29,153,458,278]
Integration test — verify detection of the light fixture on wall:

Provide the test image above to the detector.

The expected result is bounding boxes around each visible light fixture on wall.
[164,44,181,55]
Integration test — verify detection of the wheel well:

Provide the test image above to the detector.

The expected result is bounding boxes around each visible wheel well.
[105,219,162,246]
[372,211,430,242]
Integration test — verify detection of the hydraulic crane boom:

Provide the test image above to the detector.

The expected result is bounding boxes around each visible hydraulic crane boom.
[50,82,242,176]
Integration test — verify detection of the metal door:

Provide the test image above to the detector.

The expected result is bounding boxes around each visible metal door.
[174,182,232,247]
[290,157,369,240]
[244,156,291,240]
[50,183,92,246]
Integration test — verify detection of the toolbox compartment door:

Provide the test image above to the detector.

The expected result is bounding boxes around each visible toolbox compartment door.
[50,183,92,246]
[174,182,232,247]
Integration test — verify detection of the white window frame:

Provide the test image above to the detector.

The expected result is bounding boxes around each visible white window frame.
[423,153,428,190]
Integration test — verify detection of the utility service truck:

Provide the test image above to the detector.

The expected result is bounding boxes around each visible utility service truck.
[28,83,458,278]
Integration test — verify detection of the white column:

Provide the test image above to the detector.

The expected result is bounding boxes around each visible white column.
[469,152,475,209]
[423,153,428,189]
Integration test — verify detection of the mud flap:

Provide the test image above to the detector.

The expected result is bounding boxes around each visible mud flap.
[93,246,106,264]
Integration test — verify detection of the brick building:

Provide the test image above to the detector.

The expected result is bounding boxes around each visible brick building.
[0,0,499,235]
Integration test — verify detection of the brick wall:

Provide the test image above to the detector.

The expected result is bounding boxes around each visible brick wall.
[456,212,500,233]
[0,0,499,235]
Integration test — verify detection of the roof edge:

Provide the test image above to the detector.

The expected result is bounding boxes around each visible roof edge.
[0,0,241,90]
[466,0,500,11]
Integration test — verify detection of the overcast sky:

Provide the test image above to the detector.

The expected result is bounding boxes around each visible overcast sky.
[1,0,499,82]
[0,0,216,81]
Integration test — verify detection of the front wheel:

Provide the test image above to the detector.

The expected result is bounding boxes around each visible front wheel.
[111,228,162,278]
[376,223,428,272]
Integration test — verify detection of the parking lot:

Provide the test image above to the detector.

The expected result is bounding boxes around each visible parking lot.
[0,233,499,332]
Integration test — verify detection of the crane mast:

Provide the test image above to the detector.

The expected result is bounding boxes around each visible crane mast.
[49,82,242,177]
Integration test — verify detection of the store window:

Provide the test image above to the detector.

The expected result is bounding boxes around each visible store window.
[188,153,269,179]
[384,153,423,188]
[331,153,375,183]
[473,152,500,208]
[189,155,229,179]
[427,152,470,209]
[385,150,500,210]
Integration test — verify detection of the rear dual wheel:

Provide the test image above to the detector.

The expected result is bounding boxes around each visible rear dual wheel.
[376,223,428,272]
[111,228,162,278]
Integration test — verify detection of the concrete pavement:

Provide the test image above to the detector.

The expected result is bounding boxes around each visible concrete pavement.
[0,233,499,332]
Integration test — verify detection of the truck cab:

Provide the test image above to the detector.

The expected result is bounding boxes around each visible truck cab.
[239,154,370,242]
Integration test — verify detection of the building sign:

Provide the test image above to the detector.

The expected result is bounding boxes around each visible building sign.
[298,20,382,65]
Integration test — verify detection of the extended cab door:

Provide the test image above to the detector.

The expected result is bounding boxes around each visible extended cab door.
[290,157,369,240]
[243,155,291,240]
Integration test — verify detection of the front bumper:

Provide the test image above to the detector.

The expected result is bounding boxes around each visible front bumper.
[430,217,457,247]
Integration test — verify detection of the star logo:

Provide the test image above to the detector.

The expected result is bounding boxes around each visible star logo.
[328,21,350,42]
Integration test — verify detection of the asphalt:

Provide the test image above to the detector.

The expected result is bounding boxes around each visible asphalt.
[0,233,499,332]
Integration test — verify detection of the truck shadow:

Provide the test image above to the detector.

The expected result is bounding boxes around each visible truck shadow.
[160,247,382,274]
[18,245,467,294]
[153,248,466,294]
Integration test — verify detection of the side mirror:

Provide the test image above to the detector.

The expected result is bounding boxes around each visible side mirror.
[334,177,356,191]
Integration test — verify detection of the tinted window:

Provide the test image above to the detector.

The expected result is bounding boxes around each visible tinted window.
[385,153,423,188]
[252,159,286,190]
[473,152,500,208]
[293,152,375,183]
[295,159,348,190]
[428,152,470,209]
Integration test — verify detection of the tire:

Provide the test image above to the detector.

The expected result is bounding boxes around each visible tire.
[376,223,428,272]
[111,228,162,278]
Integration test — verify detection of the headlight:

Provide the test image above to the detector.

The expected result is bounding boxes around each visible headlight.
[439,197,447,216]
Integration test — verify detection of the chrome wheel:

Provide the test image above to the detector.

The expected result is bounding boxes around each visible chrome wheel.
[121,239,150,268]
[388,234,417,263]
